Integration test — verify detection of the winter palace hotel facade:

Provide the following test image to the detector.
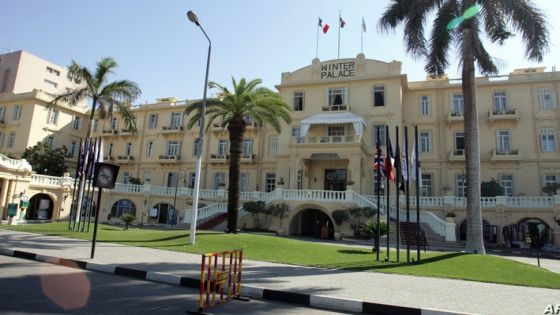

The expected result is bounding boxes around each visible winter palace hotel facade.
[0,50,559,248]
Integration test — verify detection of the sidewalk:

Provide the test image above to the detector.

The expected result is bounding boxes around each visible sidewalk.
[0,229,558,315]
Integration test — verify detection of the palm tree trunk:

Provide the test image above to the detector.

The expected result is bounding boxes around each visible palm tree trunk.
[461,9,486,254]
[226,119,245,233]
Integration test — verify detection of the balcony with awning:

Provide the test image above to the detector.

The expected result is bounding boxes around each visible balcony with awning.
[292,112,366,145]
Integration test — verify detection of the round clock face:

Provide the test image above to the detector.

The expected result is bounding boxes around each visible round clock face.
[97,166,115,187]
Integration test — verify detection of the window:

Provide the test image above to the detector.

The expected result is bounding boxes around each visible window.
[110,199,136,217]
[166,172,177,187]
[543,174,559,190]
[373,86,385,106]
[218,139,228,157]
[293,91,304,111]
[45,136,54,148]
[123,171,130,184]
[70,141,77,157]
[421,174,433,197]
[454,131,465,155]
[108,143,114,156]
[452,94,464,114]
[166,140,180,156]
[456,174,467,197]
[111,118,118,130]
[12,105,21,121]
[93,119,99,132]
[493,91,507,112]
[0,132,4,148]
[240,172,250,192]
[496,130,512,153]
[328,88,346,106]
[499,174,514,197]
[297,169,303,190]
[170,112,182,128]
[328,126,345,136]
[265,173,276,192]
[292,127,301,137]
[373,124,387,146]
[43,79,58,88]
[72,116,81,130]
[47,108,59,124]
[242,139,253,158]
[213,172,225,190]
[540,128,556,152]
[193,138,200,156]
[148,113,158,129]
[125,142,133,156]
[537,88,554,110]
[7,132,15,148]
[0,107,5,121]
[46,66,60,76]
[188,172,196,188]
[420,95,430,116]
[243,115,253,126]
[419,131,431,153]
[268,135,278,154]
[146,141,154,157]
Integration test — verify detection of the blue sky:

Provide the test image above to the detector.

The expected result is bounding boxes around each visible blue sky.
[1,0,559,104]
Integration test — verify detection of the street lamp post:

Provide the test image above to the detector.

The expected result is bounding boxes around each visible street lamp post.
[187,10,211,245]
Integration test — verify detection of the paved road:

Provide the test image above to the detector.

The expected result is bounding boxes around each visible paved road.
[0,255,351,314]
[1,229,559,315]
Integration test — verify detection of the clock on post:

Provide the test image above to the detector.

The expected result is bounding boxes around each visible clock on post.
[93,163,120,189]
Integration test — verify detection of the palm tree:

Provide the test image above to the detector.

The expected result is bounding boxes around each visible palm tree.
[185,77,291,233]
[52,57,141,228]
[379,0,548,253]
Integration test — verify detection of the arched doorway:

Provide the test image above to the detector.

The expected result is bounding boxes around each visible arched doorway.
[459,219,497,243]
[153,202,175,224]
[516,218,551,248]
[26,194,54,220]
[111,199,136,218]
[289,209,334,239]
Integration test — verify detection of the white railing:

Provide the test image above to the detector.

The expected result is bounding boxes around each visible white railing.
[183,203,227,224]
[505,196,554,208]
[0,154,32,172]
[30,174,74,188]
[292,135,361,145]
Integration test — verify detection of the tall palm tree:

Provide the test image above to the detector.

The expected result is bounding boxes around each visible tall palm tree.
[185,77,291,233]
[379,0,548,253]
[52,57,141,228]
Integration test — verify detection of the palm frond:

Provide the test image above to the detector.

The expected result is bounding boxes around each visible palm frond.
[425,0,459,76]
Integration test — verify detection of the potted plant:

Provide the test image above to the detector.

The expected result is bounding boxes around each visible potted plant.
[445,211,456,223]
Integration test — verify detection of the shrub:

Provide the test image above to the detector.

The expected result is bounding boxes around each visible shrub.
[243,201,266,229]
[543,183,560,196]
[269,203,289,227]
[481,179,504,197]
[348,207,375,237]
[332,209,349,226]
[359,220,388,240]
[120,214,136,230]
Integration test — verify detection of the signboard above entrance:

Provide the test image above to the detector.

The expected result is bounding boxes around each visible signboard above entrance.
[321,61,355,79]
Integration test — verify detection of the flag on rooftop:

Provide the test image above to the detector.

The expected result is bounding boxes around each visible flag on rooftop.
[318,17,329,33]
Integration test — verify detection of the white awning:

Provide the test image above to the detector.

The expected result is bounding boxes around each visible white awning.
[300,112,366,137]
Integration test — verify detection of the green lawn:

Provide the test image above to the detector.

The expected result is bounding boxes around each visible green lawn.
[2,222,560,289]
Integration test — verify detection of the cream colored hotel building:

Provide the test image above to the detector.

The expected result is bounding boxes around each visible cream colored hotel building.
[0,50,559,247]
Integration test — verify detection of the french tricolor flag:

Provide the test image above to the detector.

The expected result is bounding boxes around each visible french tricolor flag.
[318,17,330,34]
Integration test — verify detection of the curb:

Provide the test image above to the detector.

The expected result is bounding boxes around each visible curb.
[0,248,461,315]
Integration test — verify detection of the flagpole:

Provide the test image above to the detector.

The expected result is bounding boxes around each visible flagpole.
[404,126,410,263]
[395,126,400,263]
[316,18,320,59]
[375,126,381,262]
[338,10,341,59]
[360,18,363,54]
[385,125,390,261]
[415,125,421,263]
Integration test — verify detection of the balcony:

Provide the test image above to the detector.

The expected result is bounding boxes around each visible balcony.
[487,109,520,122]
[120,128,135,136]
[104,156,116,161]
[101,129,118,136]
[449,149,465,161]
[115,155,135,164]
[291,135,361,145]
[209,153,228,163]
[322,105,348,112]
[158,154,181,163]
[447,112,464,122]
[241,154,256,163]
[491,149,522,162]
[161,125,184,134]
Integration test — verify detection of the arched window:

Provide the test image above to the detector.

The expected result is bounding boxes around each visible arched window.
[111,199,136,217]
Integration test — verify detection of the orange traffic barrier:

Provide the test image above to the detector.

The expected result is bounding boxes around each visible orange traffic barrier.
[198,249,243,313]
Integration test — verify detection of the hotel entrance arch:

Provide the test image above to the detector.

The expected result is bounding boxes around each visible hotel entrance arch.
[289,208,334,239]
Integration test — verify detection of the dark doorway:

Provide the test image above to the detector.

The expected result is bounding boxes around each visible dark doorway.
[154,203,174,224]
[290,209,334,239]
[26,194,54,220]
[459,219,497,243]
[324,169,347,191]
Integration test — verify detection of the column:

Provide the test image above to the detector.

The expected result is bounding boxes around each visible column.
[0,179,9,220]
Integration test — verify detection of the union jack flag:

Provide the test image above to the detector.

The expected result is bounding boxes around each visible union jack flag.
[374,142,385,176]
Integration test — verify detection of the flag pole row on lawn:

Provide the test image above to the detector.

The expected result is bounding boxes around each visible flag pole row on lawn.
[68,137,104,232]
[374,125,422,263]
[316,14,369,59]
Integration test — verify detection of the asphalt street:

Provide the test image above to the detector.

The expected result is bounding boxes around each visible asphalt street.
[0,255,352,314]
